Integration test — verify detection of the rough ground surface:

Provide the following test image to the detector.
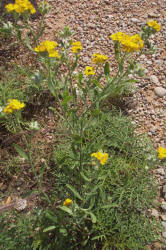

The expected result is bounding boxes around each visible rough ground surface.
[1,0,166,248]
[40,0,166,248]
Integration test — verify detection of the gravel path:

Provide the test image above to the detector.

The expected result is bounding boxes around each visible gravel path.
[37,0,166,247]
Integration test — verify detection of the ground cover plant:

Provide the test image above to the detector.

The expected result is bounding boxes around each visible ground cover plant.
[0,1,166,249]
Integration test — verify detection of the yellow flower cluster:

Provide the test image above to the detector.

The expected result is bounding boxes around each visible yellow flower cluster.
[91,151,108,165]
[147,20,161,32]
[5,0,36,14]
[84,66,95,77]
[3,99,25,114]
[110,32,144,53]
[34,41,61,58]
[63,198,72,206]
[71,41,83,54]
[92,53,108,65]
[158,147,166,160]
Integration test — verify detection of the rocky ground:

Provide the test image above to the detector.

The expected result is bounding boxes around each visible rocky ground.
[39,0,166,247]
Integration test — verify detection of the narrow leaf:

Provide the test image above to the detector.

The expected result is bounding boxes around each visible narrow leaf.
[89,212,97,223]
[43,225,56,233]
[104,62,110,76]
[66,184,83,200]
[59,206,73,216]
[13,144,29,161]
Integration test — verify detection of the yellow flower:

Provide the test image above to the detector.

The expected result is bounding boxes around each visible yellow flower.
[35,41,60,58]
[5,0,36,14]
[3,99,25,114]
[71,41,83,53]
[110,32,143,53]
[48,50,61,59]
[110,32,128,42]
[35,41,58,53]
[84,66,95,77]
[91,151,109,165]
[5,3,17,12]
[63,198,72,206]
[92,53,108,65]
[158,147,166,160]
[147,20,161,32]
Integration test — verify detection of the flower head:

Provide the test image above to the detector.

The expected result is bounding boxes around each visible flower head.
[71,41,83,53]
[5,0,36,14]
[84,66,95,77]
[92,53,108,65]
[91,151,108,165]
[147,20,161,32]
[158,147,166,160]
[110,32,128,42]
[110,32,144,53]
[3,99,25,114]
[35,41,58,52]
[34,41,61,58]
[63,198,72,206]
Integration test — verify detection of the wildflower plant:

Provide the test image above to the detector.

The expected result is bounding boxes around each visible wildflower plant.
[31,22,161,173]
[0,11,162,248]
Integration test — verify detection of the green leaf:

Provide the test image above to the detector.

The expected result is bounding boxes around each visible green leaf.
[43,225,56,232]
[92,79,103,89]
[59,228,68,236]
[104,62,110,76]
[46,212,58,223]
[101,204,119,209]
[66,184,83,200]
[25,34,33,51]
[80,171,91,182]
[89,212,97,223]
[13,144,29,161]
[72,134,82,144]
[59,206,73,216]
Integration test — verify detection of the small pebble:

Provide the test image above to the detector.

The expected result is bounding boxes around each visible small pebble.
[154,87,166,97]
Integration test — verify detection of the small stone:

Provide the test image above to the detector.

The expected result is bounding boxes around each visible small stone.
[160,214,166,221]
[154,87,166,97]
[83,56,89,63]
[157,168,165,175]
[131,18,139,23]
[162,232,166,239]
[151,208,159,218]
[162,221,166,229]
[146,60,152,65]
[87,23,96,28]
[148,11,158,18]
[149,127,156,134]
[163,185,166,193]
[161,202,166,212]
[150,75,159,85]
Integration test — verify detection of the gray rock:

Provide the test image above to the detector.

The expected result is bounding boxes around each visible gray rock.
[131,18,139,23]
[160,214,166,221]
[154,87,166,97]
[150,75,159,85]
[163,185,166,193]
[148,12,158,18]
[157,168,165,175]
[87,23,96,28]
[162,221,166,229]
[161,202,166,212]
[162,232,166,238]
[151,208,159,218]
